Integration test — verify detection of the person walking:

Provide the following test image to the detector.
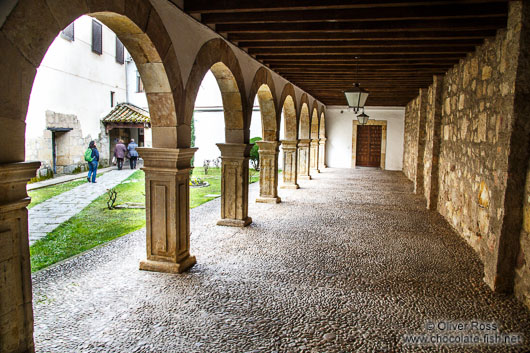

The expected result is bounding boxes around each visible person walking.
[127,138,139,169]
[114,140,127,170]
[87,141,99,183]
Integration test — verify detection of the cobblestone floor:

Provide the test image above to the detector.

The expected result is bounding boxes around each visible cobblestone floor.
[32,169,530,352]
[28,169,136,244]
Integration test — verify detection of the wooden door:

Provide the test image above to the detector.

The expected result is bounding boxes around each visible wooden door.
[356,125,382,167]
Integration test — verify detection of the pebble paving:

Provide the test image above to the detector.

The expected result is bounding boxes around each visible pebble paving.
[28,169,136,244]
[32,168,530,352]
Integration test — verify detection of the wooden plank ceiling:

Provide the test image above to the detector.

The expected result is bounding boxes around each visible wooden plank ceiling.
[182,0,509,107]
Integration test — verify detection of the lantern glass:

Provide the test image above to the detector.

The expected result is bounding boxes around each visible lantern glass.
[344,83,369,112]
[357,112,369,125]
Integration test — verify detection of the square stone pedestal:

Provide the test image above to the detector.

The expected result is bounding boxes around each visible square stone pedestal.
[256,141,281,204]
[137,147,197,274]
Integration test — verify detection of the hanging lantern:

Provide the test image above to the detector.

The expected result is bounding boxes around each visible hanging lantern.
[344,83,369,114]
[356,110,370,125]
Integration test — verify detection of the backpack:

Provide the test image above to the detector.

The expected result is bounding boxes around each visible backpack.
[84,148,93,162]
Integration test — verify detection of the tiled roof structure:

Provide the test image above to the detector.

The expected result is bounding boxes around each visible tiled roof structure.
[102,103,150,125]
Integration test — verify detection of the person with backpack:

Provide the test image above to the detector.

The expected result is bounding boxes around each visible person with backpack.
[86,141,99,183]
[127,138,139,169]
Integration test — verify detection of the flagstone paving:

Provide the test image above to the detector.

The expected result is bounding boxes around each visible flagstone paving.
[28,169,136,244]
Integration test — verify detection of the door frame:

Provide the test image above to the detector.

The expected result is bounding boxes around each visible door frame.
[351,120,387,169]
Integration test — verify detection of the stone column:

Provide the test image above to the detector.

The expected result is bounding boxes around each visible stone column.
[0,161,40,353]
[216,143,252,227]
[319,138,327,169]
[297,139,311,180]
[310,139,320,173]
[137,148,197,274]
[256,141,281,203]
[280,140,299,189]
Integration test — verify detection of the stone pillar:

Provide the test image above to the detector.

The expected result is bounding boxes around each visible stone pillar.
[297,139,311,180]
[0,161,40,353]
[319,138,327,169]
[280,140,299,189]
[256,141,281,203]
[216,143,252,227]
[137,148,197,274]
[310,139,320,173]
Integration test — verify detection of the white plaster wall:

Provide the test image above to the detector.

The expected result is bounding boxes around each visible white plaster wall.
[26,16,127,141]
[126,57,148,109]
[326,106,405,171]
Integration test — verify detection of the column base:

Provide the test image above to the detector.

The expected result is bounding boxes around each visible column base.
[217,217,252,227]
[311,168,321,173]
[281,184,299,189]
[298,175,312,180]
[139,256,196,274]
[256,196,281,204]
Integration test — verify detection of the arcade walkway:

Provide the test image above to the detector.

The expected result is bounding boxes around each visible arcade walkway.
[31,169,530,352]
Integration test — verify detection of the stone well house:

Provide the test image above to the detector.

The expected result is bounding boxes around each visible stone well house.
[1,1,529,352]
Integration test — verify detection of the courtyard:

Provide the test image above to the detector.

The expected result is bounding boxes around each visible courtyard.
[31,169,530,352]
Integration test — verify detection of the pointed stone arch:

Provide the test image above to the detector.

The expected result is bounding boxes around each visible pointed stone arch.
[319,108,327,139]
[310,104,320,140]
[297,97,311,180]
[185,38,248,145]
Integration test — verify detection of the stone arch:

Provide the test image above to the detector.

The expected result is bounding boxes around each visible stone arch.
[299,102,311,140]
[185,38,247,144]
[319,112,326,138]
[279,83,298,141]
[249,67,278,141]
[310,104,320,140]
[0,0,184,160]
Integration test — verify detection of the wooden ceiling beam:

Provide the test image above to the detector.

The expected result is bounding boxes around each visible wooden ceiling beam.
[216,17,506,33]
[228,30,498,41]
[249,46,476,55]
[238,39,484,48]
[202,3,506,24]
[184,0,508,14]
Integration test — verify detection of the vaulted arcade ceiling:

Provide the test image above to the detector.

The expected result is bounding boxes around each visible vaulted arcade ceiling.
[181,0,509,107]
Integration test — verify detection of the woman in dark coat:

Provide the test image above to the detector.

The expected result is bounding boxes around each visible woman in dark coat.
[114,140,127,170]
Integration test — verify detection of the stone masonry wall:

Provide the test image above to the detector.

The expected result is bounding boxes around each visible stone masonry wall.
[437,18,520,264]
[402,90,427,194]
[423,76,443,209]
[402,96,420,182]
[25,111,110,176]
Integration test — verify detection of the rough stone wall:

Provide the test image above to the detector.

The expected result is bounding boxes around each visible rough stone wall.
[423,76,443,209]
[402,96,420,182]
[402,90,427,194]
[515,167,530,308]
[436,9,521,267]
[25,111,109,176]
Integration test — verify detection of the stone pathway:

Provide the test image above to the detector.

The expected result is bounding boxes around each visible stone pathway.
[28,169,137,244]
[31,169,530,352]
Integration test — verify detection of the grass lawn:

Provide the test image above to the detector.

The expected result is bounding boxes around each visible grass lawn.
[29,167,260,272]
[27,173,102,209]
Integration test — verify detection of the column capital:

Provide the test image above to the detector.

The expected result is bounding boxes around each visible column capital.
[311,139,320,144]
[216,143,252,158]
[0,161,40,206]
[319,138,327,143]
[281,140,298,149]
[137,147,197,171]
[256,141,280,153]
[298,139,311,146]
